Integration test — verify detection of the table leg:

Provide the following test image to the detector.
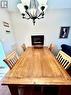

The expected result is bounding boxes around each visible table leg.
[8,85,19,95]
[58,85,71,95]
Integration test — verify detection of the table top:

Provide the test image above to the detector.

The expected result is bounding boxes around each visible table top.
[2,47,71,85]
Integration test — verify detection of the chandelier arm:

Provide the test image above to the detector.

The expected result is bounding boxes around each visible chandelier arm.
[25,11,32,18]
[37,12,44,18]
[23,17,30,19]
[37,17,44,19]
[17,0,47,25]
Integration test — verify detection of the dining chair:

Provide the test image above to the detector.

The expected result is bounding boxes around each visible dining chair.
[21,43,26,51]
[56,50,71,69]
[49,43,59,56]
[3,51,19,69]
[49,43,53,51]
[3,51,24,95]
[12,44,24,57]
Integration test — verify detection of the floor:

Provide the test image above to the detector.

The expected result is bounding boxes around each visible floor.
[0,67,10,95]
[0,82,11,95]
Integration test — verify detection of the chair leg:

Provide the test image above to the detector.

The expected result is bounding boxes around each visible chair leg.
[18,87,24,95]
[41,86,44,95]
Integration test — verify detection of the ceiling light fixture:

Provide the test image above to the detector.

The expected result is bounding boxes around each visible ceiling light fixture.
[17,0,48,25]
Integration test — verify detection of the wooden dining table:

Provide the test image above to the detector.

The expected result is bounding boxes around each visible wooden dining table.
[2,47,71,95]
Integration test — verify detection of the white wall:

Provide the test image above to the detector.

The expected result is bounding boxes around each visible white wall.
[10,9,71,49]
[48,0,71,9]
[0,8,15,55]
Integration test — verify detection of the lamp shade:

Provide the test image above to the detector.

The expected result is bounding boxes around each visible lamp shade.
[17,3,25,14]
[21,0,30,6]
[38,4,48,12]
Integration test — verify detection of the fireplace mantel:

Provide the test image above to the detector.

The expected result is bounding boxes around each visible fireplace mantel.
[31,35,44,47]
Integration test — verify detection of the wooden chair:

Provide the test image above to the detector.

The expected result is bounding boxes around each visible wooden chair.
[49,43,53,51]
[3,51,19,69]
[3,51,24,95]
[49,43,59,56]
[56,50,71,69]
[21,44,26,51]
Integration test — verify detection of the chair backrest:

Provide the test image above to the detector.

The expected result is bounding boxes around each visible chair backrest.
[49,43,53,51]
[56,50,71,69]
[3,51,18,69]
[49,43,59,56]
[21,44,26,51]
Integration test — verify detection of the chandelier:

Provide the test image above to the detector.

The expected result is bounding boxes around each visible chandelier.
[17,0,48,25]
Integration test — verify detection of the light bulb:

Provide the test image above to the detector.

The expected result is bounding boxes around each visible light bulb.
[38,4,48,12]
[30,8,37,17]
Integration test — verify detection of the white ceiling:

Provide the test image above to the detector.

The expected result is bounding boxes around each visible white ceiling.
[0,0,71,11]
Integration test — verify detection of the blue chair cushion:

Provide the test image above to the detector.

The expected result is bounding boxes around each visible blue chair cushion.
[61,44,71,56]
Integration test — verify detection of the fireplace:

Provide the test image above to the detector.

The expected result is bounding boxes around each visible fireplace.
[31,35,44,47]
